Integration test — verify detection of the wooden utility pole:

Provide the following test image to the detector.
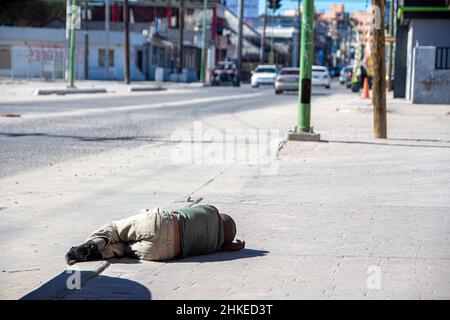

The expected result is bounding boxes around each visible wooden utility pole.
[123,0,130,84]
[372,0,387,138]
[387,0,394,91]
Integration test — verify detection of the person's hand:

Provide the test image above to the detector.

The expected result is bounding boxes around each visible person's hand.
[234,239,245,250]
[221,239,245,251]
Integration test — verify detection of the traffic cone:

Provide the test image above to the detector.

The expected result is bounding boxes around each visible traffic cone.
[361,77,370,99]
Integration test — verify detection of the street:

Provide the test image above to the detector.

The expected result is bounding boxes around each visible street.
[0,85,289,178]
[1,80,450,299]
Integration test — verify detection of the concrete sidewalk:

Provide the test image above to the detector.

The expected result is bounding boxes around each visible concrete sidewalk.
[25,95,450,300]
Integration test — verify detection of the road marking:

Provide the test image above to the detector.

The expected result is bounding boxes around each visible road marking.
[2,93,263,122]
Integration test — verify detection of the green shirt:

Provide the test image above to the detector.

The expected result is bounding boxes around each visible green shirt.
[174,204,224,257]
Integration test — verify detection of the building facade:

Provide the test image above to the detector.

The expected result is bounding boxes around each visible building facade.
[0,1,285,83]
[394,0,450,104]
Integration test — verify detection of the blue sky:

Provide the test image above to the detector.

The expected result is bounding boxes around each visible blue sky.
[258,0,371,14]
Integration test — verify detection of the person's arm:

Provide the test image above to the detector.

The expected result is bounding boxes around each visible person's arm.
[221,239,245,251]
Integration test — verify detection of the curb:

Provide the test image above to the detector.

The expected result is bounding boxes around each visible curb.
[129,85,166,92]
[0,114,21,118]
[21,261,110,300]
[164,82,209,89]
[34,88,107,95]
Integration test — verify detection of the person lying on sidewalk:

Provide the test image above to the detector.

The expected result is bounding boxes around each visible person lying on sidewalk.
[65,204,245,265]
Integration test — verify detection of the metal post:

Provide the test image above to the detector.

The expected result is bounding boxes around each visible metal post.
[260,2,268,64]
[200,0,208,83]
[68,0,77,87]
[387,0,395,91]
[269,10,274,64]
[123,0,130,84]
[178,0,185,74]
[236,0,243,84]
[294,0,301,67]
[83,0,89,80]
[297,0,314,133]
[65,0,72,81]
[104,0,110,80]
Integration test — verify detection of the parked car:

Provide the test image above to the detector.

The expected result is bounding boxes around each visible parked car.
[274,67,299,94]
[210,61,240,86]
[339,65,353,85]
[312,65,331,89]
[251,65,278,87]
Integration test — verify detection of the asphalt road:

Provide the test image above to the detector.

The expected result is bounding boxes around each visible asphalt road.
[1,84,313,178]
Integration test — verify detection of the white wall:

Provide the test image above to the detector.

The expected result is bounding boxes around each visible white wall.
[0,26,146,81]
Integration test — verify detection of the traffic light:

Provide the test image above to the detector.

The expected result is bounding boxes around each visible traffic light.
[268,0,282,11]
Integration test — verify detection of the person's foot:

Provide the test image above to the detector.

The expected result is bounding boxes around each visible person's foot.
[65,240,103,265]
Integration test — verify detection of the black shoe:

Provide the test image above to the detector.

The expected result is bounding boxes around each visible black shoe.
[65,240,102,265]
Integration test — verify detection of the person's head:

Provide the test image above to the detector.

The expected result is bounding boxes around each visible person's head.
[220,213,236,246]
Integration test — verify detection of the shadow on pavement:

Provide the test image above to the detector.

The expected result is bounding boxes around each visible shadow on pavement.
[21,250,269,299]
[0,132,158,142]
[170,248,270,263]
[392,137,450,144]
[281,91,331,96]
[21,271,151,300]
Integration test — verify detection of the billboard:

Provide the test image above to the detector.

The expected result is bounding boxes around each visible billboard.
[222,0,259,19]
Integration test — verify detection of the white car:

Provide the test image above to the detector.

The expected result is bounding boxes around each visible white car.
[251,65,278,87]
[312,65,331,89]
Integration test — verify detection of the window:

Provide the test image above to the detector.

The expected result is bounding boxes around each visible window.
[158,47,165,67]
[98,49,114,67]
[0,46,11,69]
[255,68,276,73]
[312,67,327,73]
[435,47,450,70]
[184,47,199,69]
[151,46,158,66]
[280,69,299,75]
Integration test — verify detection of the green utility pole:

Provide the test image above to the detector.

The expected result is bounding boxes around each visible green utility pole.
[68,0,78,87]
[297,0,314,133]
[199,0,208,83]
